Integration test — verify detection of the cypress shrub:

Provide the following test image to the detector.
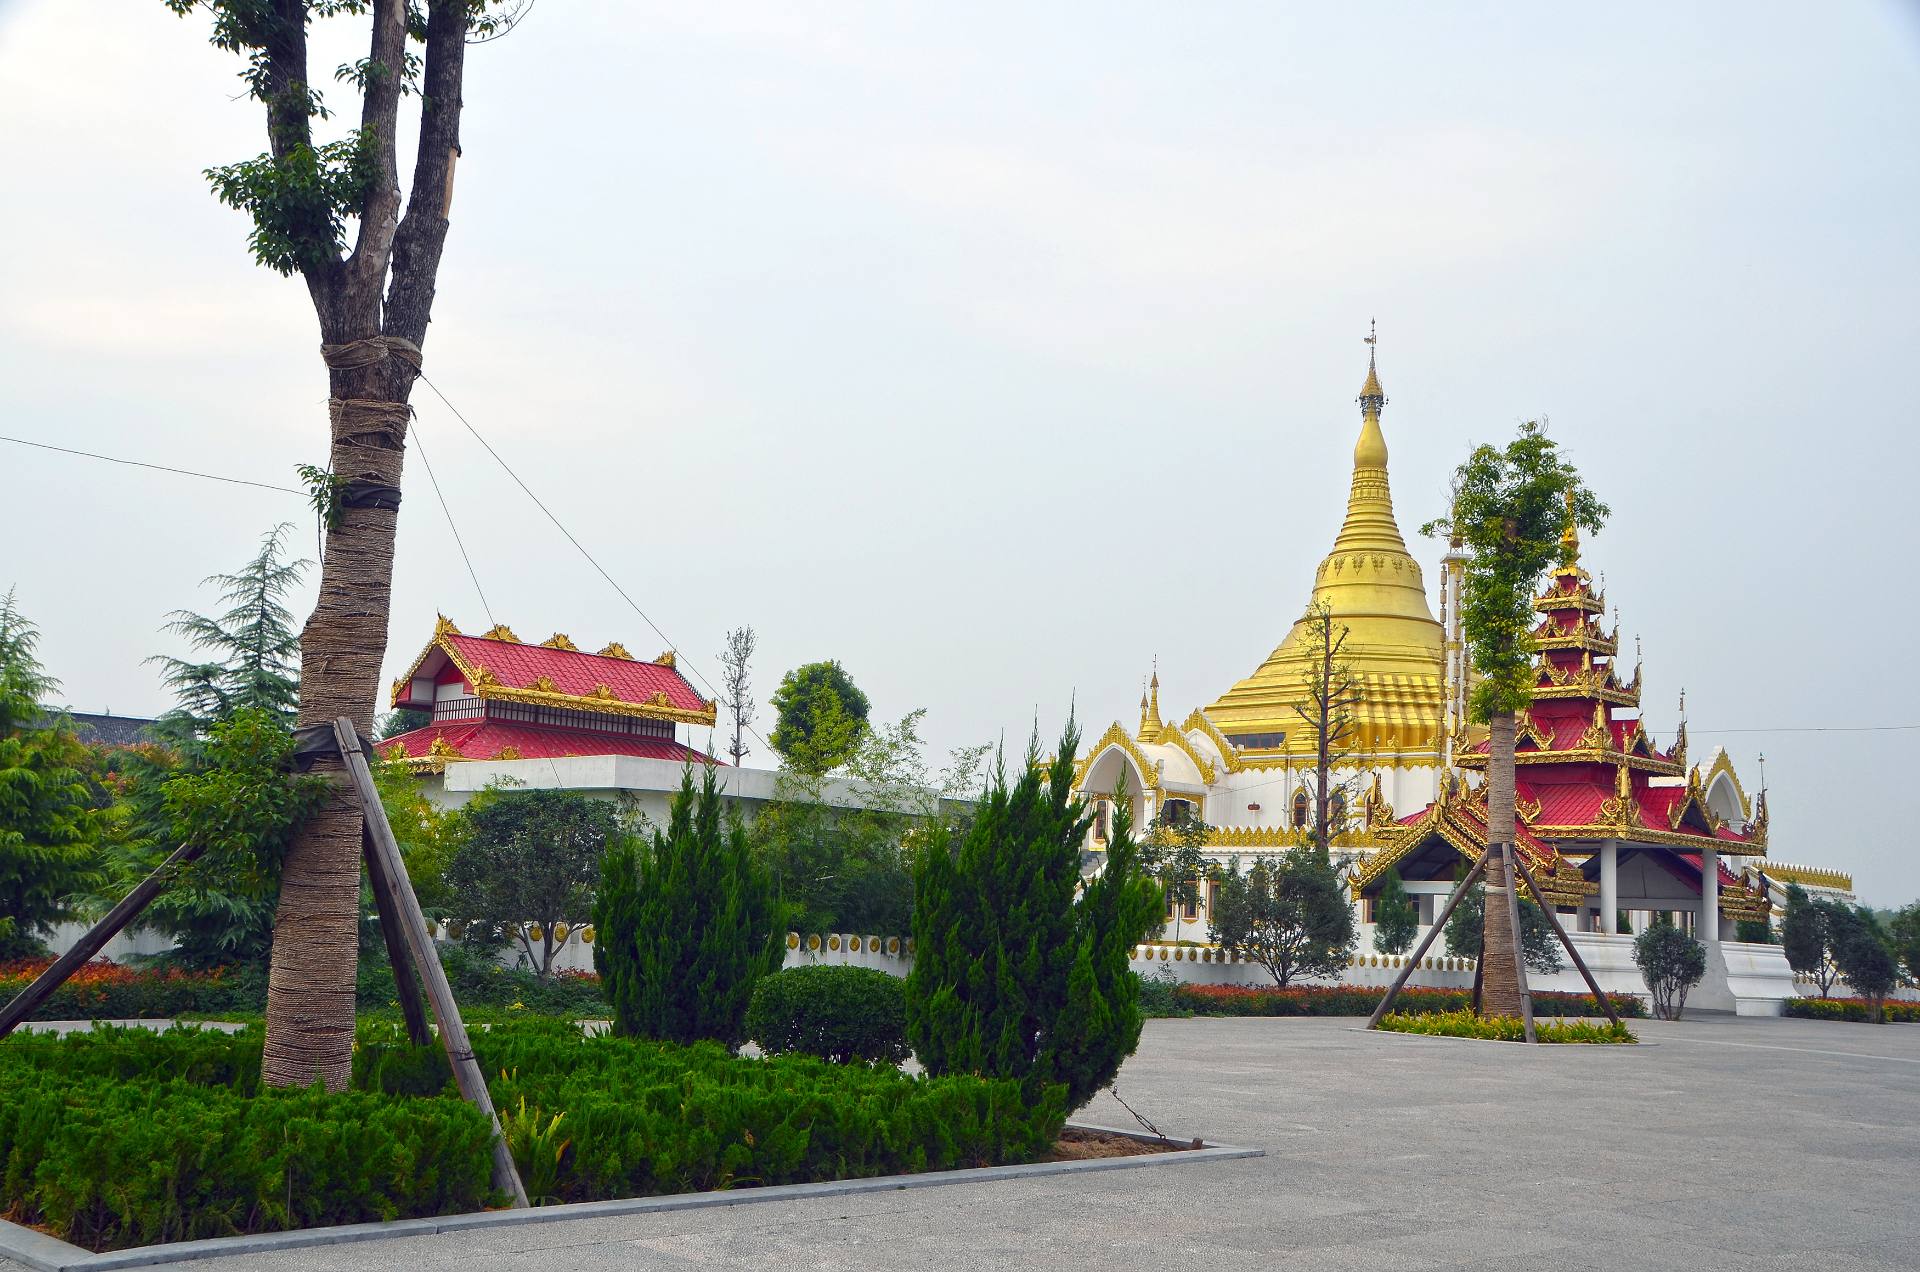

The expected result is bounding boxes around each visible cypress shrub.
[594,762,784,1048]
[906,725,1160,1110]
[746,965,910,1064]
[1370,870,1419,956]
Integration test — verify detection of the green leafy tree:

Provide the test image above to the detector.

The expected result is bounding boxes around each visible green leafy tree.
[753,708,984,934]
[377,708,430,741]
[144,709,330,967]
[97,530,313,964]
[159,0,524,1089]
[1208,847,1357,988]
[1780,884,1838,997]
[1424,422,1606,1017]
[148,524,308,741]
[769,661,870,769]
[1827,904,1899,1020]
[370,752,459,915]
[1888,902,1920,987]
[1442,867,1566,974]
[906,722,1159,1110]
[1633,922,1707,1020]
[1141,808,1211,943]
[595,764,785,1047]
[445,789,616,980]
[0,591,105,959]
[1371,869,1419,956]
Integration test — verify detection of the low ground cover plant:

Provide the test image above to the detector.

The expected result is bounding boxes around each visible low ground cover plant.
[1375,1009,1636,1043]
[1170,983,1644,1018]
[1783,996,1920,1023]
[0,1018,1063,1251]
[745,965,910,1063]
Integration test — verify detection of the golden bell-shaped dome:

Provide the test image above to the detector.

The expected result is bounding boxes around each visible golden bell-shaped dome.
[1205,340,1445,759]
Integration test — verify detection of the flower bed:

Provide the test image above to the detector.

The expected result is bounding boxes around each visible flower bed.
[0,949,610,1023]
[0,1020,1065,1252]
[1783,996,1920,1023]
[1170,983,1643,1019]
[0,958,266,1020]
[1375,1009,1637,1043]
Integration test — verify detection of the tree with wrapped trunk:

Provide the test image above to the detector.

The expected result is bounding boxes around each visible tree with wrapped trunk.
[1424,422,1604,1018]
[163,0,526,1089]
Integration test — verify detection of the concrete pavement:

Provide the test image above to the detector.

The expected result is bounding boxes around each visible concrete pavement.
[10,1013,1917,1270]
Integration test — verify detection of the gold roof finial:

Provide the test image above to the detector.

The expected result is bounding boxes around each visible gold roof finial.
[1358,318,1387,416]
[1143,659,1165,737]
[1557,487,1581,567]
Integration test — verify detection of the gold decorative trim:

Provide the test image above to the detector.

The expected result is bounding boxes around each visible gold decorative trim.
[433,614,461,637]
[1701,749,1752,820]
[1757,861,1851,891]
[540,632,579,651]
[597,641,636,661]
[480,623,521,643]
[1153,724,1218,786]
[1073,722,1163,792]
[655,650,676,667]
[1180,710,1247,773]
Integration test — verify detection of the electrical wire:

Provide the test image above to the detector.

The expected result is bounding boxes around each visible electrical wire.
[410,369,761,755]
[2,434,305,496]
[408,417,495,630]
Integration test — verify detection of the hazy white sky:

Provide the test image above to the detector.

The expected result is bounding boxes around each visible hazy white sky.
[2,2,1917,900]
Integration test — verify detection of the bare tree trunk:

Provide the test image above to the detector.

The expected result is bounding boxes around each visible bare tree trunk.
[1479,710,1523,1017]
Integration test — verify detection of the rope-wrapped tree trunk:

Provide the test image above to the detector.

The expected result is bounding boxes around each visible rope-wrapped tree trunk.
[1479,710,1523,1018]
[256,0,468,1091]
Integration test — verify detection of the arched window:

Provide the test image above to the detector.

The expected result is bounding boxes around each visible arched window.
[1161,798,1194,827]
[1291,789,1309,828]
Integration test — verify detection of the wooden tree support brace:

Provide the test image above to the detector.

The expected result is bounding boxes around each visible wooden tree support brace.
[1498,842,1538,1044]
[1510,852,1623,1026]
[1366,847,1492,1030]
[333,718,529,1208]
[363,827,433,1046]
[0,840,208,1040]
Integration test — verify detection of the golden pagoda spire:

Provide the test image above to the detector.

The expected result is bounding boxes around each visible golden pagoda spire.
[1557,486,1581,567]
[1138,661,1165,740]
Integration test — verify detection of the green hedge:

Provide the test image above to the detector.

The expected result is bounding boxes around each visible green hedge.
[1171,983,1645,1018]
[1376,1009,1637,1043]
[2,1019,1063,1249]
[745,965,910,1064]
[1783,996,1920,1023]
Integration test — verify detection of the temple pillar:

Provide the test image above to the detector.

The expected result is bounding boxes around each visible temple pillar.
[1701,845,1720,943]
[1600,842,1618,935]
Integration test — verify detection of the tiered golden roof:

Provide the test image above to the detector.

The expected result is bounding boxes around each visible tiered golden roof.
[1204,345,1445,761]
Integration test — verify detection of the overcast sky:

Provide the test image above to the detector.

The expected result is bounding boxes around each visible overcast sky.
[3,2,1916,901]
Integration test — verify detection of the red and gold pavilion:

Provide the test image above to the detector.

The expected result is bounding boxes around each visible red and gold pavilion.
[380,617,718,773]
[1356,500,1769,935]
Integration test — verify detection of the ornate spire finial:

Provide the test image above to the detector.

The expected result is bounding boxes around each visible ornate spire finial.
[1358,320,1386,416]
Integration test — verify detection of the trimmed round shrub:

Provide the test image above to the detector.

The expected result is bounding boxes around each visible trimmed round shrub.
[746,965,910,1064]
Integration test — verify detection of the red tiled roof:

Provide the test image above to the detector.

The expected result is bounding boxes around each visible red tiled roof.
[382,720,717,767]
[1521,780,1608,826]
[442,634,708,714]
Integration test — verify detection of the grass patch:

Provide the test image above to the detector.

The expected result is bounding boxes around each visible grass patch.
[1374,1009,1637,1043]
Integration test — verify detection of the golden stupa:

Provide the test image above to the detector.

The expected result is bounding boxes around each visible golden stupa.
[1203,342,1446,762]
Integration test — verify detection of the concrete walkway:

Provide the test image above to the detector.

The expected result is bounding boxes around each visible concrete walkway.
[10,1014,1918,1270]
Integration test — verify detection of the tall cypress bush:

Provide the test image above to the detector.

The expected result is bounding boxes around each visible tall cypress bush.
[595,763,783,1047]
[906,723,1159,1109]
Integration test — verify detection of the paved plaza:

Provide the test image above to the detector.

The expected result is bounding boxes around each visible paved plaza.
[12,1014,1919,1271]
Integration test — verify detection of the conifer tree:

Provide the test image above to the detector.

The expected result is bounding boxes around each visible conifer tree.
[595,763,784,1048]
[1780,884,1837,997]
[1371,868,1419,956]
[0,591,104,959]
[906,721,1158,1109]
